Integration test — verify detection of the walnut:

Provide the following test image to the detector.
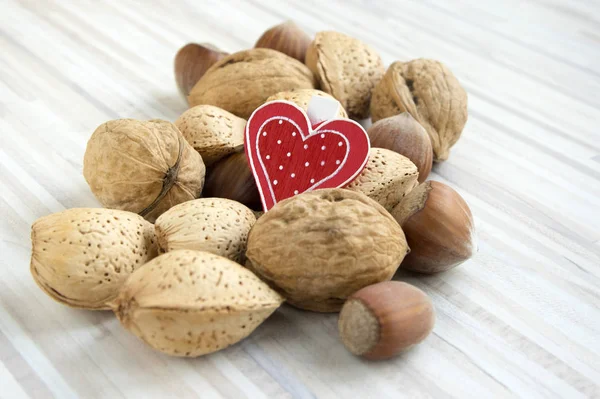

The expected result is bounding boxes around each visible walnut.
[188,48,316,119]
[370,59,468,161]
[83,119,205,222]
[245,189,409,312]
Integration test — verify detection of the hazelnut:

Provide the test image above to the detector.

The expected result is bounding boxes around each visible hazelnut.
[338,281,435,360]
[255,21,311,63]
[203,152,262,211]
[174,43,227,99]
[391,181,476,273]
[367,113,433,183]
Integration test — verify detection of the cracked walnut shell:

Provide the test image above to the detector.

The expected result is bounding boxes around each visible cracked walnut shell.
[245,189,409,312]
[370,59,468,161]
[83,119,205,222]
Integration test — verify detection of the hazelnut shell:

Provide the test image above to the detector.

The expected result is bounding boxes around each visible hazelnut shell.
[392,181,476,273]
[203,152,262,211]
[338,281,435,360]
[174,43,227,99]
[255,21,311,63]
[367,113,433,183]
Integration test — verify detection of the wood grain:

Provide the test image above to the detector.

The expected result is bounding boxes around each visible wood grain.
[0,0,599,398]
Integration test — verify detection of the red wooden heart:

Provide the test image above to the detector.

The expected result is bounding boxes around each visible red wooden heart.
[245,101,370,211]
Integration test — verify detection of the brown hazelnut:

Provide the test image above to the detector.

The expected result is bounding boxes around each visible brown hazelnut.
[174,43,227,99]
[203,152,262,211]
[255,21,311,63]
[367,113,433,183]
[338,281,435,360]
[391,181,476,273]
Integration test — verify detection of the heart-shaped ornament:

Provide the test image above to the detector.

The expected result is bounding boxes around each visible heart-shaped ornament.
[245,100,370,211]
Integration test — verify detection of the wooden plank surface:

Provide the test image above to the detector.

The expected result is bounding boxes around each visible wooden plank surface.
[1,0,599,397]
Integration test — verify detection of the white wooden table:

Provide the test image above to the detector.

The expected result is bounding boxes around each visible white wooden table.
[1,0,599,398]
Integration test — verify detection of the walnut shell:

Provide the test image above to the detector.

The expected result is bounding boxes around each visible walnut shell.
[245,189,409,312]
[305,31,384,119]
[112,250,284,357]
[188,48,316,119]
[83,119,205,222]
[346,148,419,211]
[175,105,246,166]
[265,89,347,118]
[370,59,468,161]
[155,198,256,263]
[30,208,157,309]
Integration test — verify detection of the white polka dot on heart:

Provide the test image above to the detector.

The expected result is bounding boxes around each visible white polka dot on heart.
[292,132,297,136]
[310,179,315,183]
[278,120,283,125]
[336,160,341,165]
[287,152,291,157]
[279,165,283,170]
[273,180,278,185]
[321,146,326,150]
[294,190,299,195]
[305,162,309,167]
[320,134,325,138]
[320,161,325,166]
[338,142,343,146]
[304,144,308,150]
[277,140,282,144]
[262,132,267,136]
[266,155,271,160]
[291,173,296,178]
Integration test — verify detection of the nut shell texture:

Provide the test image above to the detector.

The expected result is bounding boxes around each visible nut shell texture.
[254,21,311,63]
[346,148,419,211]
[203,152,262,211]
[175,105,246,166]
[83,119,205,222]
[155,198,256,263]
[30,208,158,309]
[112,250,284,357]
[370,59,468,161]
[189,48,316,119]
[306,31,384,119]
[245,189,409,312]
[339,281,435,360]
[392,181,475,273]
[367,113,433,183]
[266,89,347,118]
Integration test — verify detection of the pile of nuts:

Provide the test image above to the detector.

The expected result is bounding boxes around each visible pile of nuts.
[30,21,474,361]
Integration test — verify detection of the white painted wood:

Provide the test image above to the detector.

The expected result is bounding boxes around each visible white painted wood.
[0,0,599,397]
